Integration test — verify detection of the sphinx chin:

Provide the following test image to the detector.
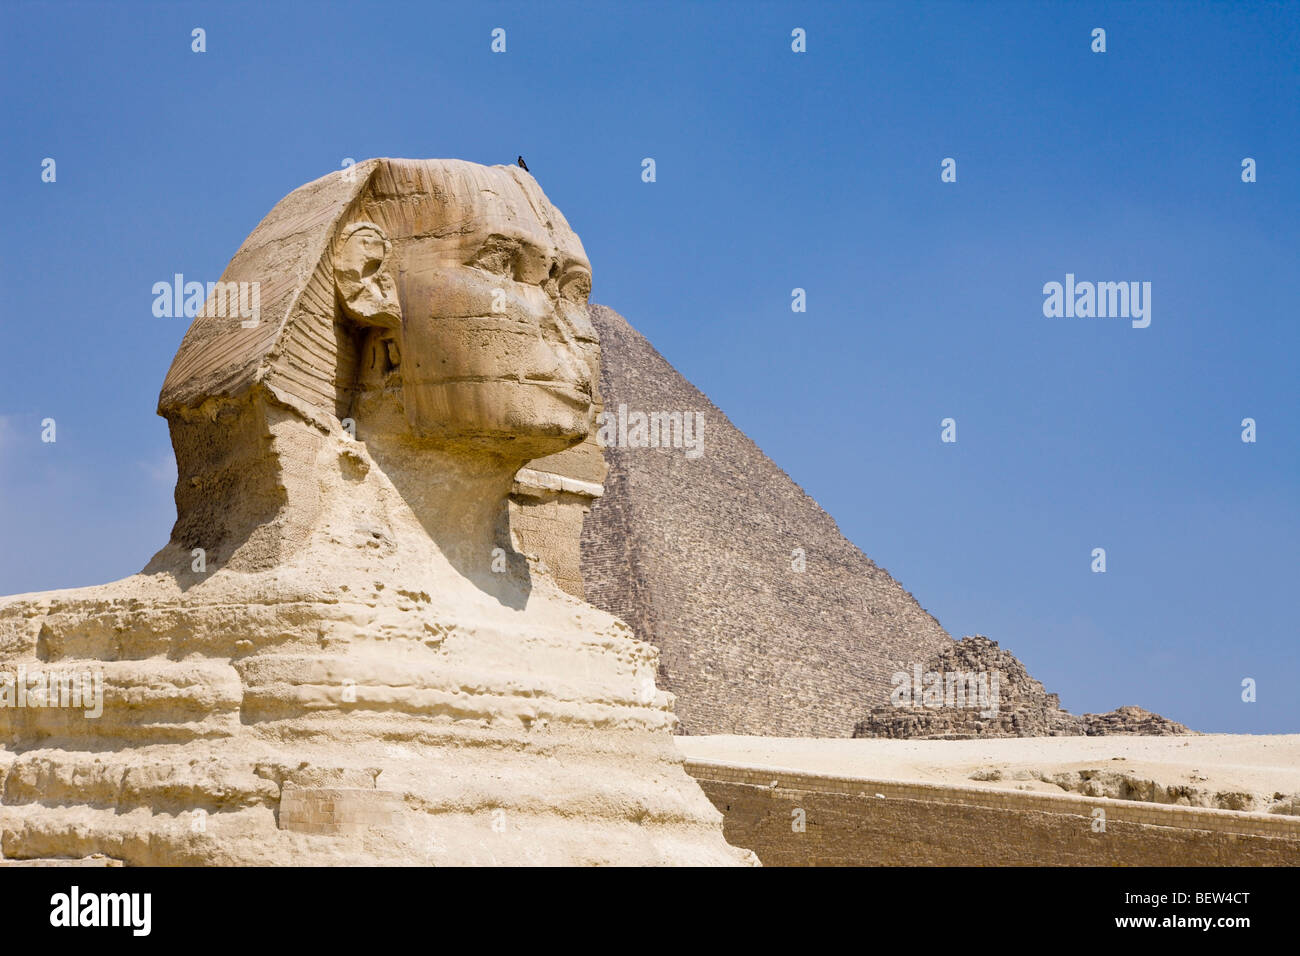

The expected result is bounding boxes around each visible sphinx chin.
[403,381,592,458]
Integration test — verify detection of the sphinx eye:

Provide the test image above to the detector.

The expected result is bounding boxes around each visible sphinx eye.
[469,235,523,277]
[560,269,592,303]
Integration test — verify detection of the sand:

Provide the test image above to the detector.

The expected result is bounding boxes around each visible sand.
[676,734,1300,814]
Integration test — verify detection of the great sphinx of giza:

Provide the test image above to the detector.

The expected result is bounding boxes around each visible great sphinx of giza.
[0,158,754,866]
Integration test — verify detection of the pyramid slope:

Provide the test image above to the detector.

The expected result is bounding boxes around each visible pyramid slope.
[581,305,952,736]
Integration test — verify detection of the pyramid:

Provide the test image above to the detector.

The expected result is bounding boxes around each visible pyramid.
[577,305,953,737]
[851,636,1193,739]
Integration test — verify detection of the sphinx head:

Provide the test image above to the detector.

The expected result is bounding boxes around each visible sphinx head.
[155,159,599,571]
[334,161,596,458]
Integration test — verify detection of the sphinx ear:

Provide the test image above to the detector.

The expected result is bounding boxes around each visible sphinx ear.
[334,222,401,329]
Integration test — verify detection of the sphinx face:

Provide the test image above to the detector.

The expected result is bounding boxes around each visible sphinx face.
[382,173,596,457]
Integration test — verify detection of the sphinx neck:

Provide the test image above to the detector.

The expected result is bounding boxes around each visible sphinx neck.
[416,449,518,565]
[363,438,526,587]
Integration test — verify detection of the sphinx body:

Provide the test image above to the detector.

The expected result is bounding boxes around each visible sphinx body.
[0,159,753,866]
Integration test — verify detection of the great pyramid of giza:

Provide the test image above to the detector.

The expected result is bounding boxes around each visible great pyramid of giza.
[579,305,954,737]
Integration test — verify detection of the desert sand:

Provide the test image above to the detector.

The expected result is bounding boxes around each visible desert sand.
[677,734,1300,815]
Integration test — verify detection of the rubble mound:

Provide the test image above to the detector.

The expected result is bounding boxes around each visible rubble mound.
[854,636,1191,739]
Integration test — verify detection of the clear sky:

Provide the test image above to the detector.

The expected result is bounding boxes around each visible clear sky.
[2,1,1296,732]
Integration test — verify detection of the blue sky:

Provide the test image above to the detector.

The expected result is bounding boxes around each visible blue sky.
[2,1,1296,732]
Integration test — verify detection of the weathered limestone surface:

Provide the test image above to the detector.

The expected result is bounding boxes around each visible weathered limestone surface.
[1082,705,1192,737]
[0,159,753,866]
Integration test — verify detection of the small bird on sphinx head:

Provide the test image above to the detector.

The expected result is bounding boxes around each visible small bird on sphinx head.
[517,155,529,172]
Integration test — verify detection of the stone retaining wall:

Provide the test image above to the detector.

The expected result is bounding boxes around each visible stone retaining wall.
[685,759,1300,866]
